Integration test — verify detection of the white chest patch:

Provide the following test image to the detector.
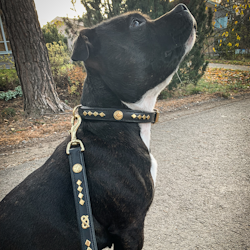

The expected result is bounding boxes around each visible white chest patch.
[123,72,175,185]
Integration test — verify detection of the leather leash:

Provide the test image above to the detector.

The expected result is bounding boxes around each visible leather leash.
[66,105,160,250]
[67,105,98,250]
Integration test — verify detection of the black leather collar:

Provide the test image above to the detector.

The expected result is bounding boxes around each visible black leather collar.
[79,106,160,123]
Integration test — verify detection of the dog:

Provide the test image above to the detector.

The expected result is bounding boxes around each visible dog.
[0,4,196,249]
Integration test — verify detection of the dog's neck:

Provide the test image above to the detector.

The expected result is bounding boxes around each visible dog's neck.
[81,69,175,150]
[81,69,125,109]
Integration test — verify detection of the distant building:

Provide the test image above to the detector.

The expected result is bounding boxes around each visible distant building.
[0,13,11,55]
[207,0,228,30]
[205,0,229,56]
[49,17,84,49]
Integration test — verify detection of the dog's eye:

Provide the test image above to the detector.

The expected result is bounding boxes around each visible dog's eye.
[131,19,141,28]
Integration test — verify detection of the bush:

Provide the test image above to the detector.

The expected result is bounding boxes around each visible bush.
[0,55,19,91]
[0,86,23,101]
[0,69,19,91]
[46,41,71,80]
[46,41,86,95]
[0,54,15,69]
[67,66,86,95]
[1,107,16,119]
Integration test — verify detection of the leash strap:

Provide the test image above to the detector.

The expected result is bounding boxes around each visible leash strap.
[67,106,98,250]
[68,147,98,250]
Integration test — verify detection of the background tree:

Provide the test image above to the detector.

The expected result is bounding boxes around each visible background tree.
[213,0,250,59]
[68,0,212,89]
[42,22,68,46]
[0,0,69,116]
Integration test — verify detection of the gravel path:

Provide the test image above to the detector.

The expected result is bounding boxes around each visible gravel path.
[1,96,250,249]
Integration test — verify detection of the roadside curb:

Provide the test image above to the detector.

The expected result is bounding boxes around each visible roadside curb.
[208,63,250,71]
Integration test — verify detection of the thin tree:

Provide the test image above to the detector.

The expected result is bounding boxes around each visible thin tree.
[0,0,70,116]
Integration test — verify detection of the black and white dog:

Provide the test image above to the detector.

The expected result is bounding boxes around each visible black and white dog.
[0,4,196,250]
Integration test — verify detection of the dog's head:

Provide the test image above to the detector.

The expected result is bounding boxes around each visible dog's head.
[72,4,196,104]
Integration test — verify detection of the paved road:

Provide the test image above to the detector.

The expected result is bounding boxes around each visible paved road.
[144,96,250,249]
[208,63,250,71]
[1,96,250,249]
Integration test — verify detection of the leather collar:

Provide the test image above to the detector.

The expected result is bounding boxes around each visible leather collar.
[79,106,160,124]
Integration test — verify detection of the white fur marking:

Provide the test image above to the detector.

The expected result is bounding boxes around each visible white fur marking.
[123,73,175,185]
[150,153,158,185]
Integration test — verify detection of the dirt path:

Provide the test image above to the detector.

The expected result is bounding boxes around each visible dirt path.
[1,95,250,249]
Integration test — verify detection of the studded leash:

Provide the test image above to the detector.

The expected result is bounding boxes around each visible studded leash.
[67,105,98,250]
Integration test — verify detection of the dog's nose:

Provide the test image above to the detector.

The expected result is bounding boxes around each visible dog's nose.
[175,3,188,12]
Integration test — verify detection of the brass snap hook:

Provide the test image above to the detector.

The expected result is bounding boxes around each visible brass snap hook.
[66,105,85,154]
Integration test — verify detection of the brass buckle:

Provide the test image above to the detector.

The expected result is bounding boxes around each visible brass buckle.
[153,108,160,124]
[66,105,85,154]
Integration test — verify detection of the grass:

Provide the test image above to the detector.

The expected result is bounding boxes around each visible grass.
[159,68,250,100]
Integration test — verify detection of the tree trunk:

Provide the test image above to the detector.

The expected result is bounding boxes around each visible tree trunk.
[0,0,70,116]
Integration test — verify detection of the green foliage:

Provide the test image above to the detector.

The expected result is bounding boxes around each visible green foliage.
[42,22,68,46]
[0,69,19,91]
[0,55,19,91]
[126,0,170,19]
[0,54,15,69]
[0,86,23,101]
[46,41,71,79]
[45,40,86,94]
[1,107,16,119]
[79,0,104,27]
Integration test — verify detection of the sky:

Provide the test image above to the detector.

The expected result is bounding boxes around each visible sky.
[34,0,85,27]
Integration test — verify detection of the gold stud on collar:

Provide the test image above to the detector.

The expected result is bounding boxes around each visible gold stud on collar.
[113,110,123,120]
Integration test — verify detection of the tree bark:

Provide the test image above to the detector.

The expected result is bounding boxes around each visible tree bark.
[0,0,70,116]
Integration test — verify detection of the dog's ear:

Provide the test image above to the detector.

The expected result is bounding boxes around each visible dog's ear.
[71,30,90,62]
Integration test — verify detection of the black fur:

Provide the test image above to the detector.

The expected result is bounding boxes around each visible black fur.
[0,4,196,250]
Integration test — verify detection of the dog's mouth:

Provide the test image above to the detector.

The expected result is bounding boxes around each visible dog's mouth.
[160,6,197,57]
